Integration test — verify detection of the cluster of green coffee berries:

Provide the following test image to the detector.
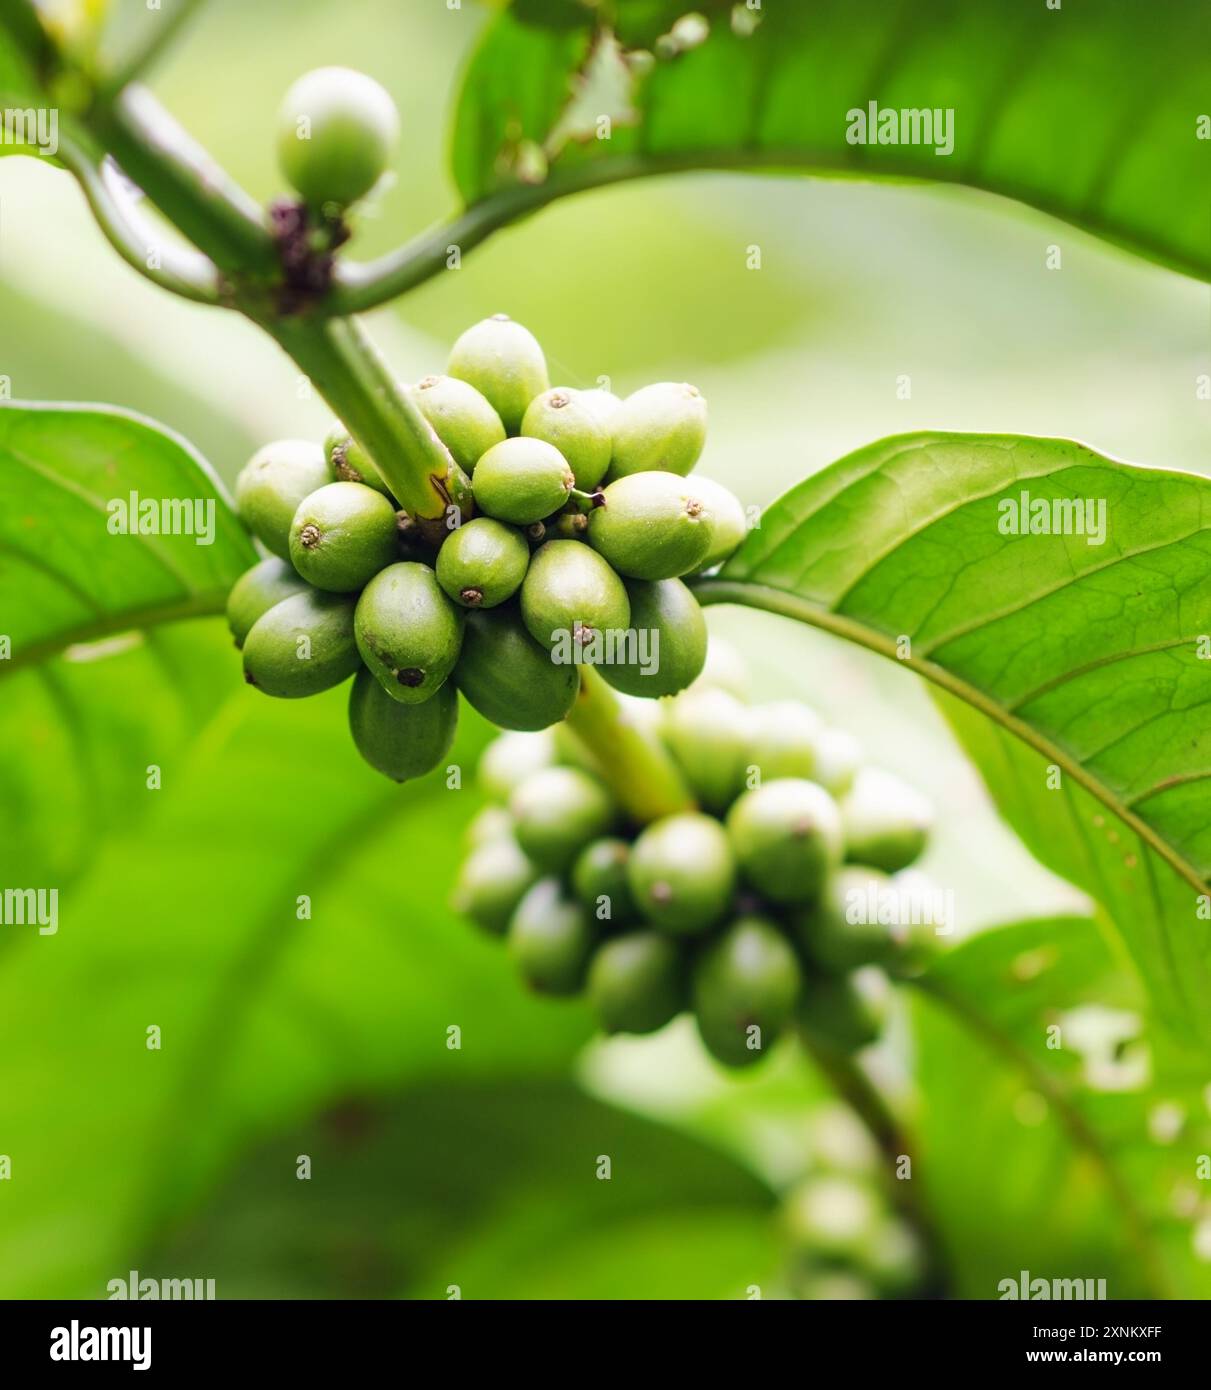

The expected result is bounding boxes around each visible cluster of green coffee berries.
[453,640,940,1068]
[780,1104,925,1300]
[225,314,748,781]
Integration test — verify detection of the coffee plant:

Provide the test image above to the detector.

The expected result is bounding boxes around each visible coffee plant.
[1,0,1209,1305]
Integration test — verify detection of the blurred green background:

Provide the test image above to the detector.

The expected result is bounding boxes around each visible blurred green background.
[1,0,1209,1299]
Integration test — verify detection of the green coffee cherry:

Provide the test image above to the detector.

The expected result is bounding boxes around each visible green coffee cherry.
[747,701,822,782]
[242,589,359,698]
[685,476,746,570]
[277,66,400,208]
[841,767,933,872]
[579,387,622,428]
[508,878,596,995]
[472,437,575,525]
[812,728,862,798]
[522,388,612,490]
[687,635,752,702]
[588,472,712,580]
[520,540,631,654]
[662,687,750,812]
[886,868,947,973]
[588,932,685,1034]
[797,970,886,1053]
[628,813,736,935]
[692,916,801,1067]
[478,729,556,801]
[863,1215,925,1297]
[347,665,457,781]
[226,556,308,648]
[447,314,550,435]
[413,375,506,474]
[600,578,706,699]
[454,607,579,731]
[452,833,541,936]
[782,1173,882,1265]
[608,382,707,478]
[436,517,530,609]
[509,766,615,872]
[288,481,398,592]
[727,778,843,904]
[551,510,589,540]
[354,561,463,703]
[235,439,330,560]
[323,422,394,498]
[792,866,896,972]
[463,803,514,850]
[571,837,638,922]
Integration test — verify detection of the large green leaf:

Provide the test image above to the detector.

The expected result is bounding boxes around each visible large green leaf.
[0,402,255,676]
[145,1079,777,1300]
[692,432,1211,1037]
[0,641,593,1297]
[911,917,1211,1298]
[452,0,1211,281]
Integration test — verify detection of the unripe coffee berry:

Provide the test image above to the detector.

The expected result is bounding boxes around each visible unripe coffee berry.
[454,607,579,731]
[226,556,308,648]
[627,812,736,935]
[452,833,541,936]
[507,879,596,995]
[277,66,400,208]
[519,540,631,654]
[509,766,614,873]
[599,578,706,698]
[692,915,801,1068]
[522,387,612,490]
[288,481,399,592]
[447,314,550,435]
[840,768,933,872]
[608,381,707,478]
[242,589,360,698]
[588,472,712,580]
[588,931,685,1035]
[323,422,395,498]
[413,375,506,474]
[688,475,747,569]
[472,436,575,525]
[726,777,843,904]
[477,730,556,802]
[354,561,463,703]
[347,666,458,782]
[235,439,330,559]
[436,517,530,609]
[571,837,637,922]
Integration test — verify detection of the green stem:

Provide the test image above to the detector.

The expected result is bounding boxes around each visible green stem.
[562,667,694,824]
[261,314,472,538]
[100,0,208,98]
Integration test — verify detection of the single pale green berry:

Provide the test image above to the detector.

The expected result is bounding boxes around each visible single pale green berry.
[478,730,556,802]
[447,314,550,434]
[588,471,712,580]
[588,932,685,1034]
[508,878,596,995]
[782,1173,883,1264]
[599,577,706,699]
[812,728,863,798]
[235,439,330,559]
[463,803,514,850]
[472,436,575,525]
[242,589,359,698]
[413,375,506,474]
[522,387,612,490]
[628,812,736,935]
[608,381,707,478]
[323,422,395,498]
[452,834,541,936]
[436,517,530,609]
[747,701,823,783]
[578,387,622,429]
[791,866,897,971]
[509,766,614,872]
[571,837,637,922]
[692,915,801,1067]
[662,687,750,812]
[841,767,933,872]
[288,481,399,592]
[354,561,463,703]
[226,557,308,648]
[727,778,843,904]
[453,607,579,731]
[519,540,631,655]
[688,475,747,569]
[347,665,457,781]
[797,969,887,1054]
[277,66,400,208]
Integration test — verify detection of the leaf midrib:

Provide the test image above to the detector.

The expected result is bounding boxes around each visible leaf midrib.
[690,576,1208,898]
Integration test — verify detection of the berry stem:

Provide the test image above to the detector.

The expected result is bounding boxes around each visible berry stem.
[262,314,474,542]
[562,667,696,824]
